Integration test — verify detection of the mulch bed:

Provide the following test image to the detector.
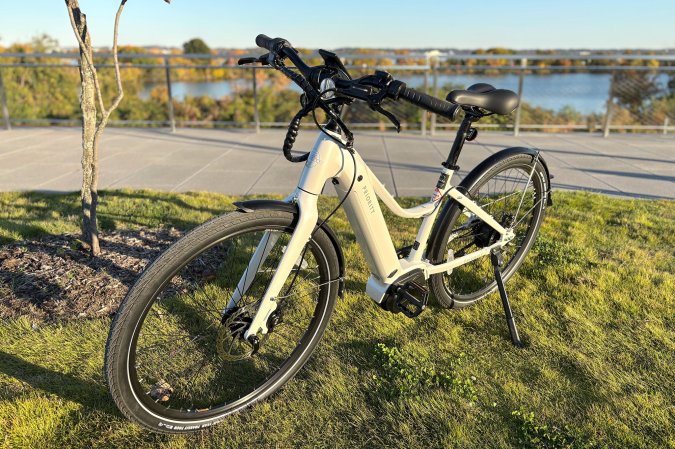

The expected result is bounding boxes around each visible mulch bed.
[0,228,183,324]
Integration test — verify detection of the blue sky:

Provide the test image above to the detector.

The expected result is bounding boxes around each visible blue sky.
[1,0,673,50]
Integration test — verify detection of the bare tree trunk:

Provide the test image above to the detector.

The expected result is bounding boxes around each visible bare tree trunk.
[89,128,104,253]
[65,0,168,256]
[70,2,100,254]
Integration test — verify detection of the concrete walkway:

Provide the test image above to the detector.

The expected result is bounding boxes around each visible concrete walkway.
[0,127,673,199]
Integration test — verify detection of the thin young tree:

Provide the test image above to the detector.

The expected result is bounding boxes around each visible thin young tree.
[65,0,169,255]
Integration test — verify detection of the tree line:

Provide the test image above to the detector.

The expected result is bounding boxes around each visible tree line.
[0,35,673,130]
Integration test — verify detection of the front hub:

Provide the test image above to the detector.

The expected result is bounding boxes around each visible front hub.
[217,307,263,361]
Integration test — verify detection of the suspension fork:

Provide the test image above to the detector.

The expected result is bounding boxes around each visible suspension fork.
[224,225,311,312]
[238,133,345,339]
[243,191,319,339]
[224,194,298,312]
[224,230,282,311]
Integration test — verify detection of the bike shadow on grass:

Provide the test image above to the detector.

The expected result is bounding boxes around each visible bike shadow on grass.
[0,350,119,415]
[98,189,231,219]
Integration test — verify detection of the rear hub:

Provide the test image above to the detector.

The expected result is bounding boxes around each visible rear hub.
[473,213,513,248]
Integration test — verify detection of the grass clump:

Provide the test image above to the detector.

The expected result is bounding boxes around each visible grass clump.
[372,343,476,401]
[511,410,605,449]
[532,236,587,267]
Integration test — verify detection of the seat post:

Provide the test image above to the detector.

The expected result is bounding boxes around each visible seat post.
[443,114,476,171]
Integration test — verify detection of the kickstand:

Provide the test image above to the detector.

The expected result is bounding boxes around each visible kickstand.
[490,250,525,348]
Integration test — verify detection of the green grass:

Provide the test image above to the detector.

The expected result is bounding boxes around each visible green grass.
[1,189,674,449]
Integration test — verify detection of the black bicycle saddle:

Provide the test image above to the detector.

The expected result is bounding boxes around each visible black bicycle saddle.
[446,83,519,115]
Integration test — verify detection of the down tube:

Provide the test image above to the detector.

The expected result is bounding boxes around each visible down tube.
[332,152,400,281]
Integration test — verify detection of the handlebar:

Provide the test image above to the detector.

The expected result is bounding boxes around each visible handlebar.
[395,86,460,120]
[251,33,459,119]
[334,75,460,122]
[244,34,461,161]
[255,34,315,83]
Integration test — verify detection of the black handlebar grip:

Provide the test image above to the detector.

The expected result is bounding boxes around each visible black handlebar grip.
[256,34,291,53]
[396,85,460,120]
[255,34,273,51]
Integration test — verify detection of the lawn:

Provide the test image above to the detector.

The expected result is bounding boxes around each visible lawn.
[0,190,673,449]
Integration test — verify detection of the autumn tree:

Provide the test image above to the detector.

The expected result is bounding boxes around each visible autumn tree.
[65,0,170,256]
[183,38,211,74]
[611,70,661,119]
[183,38,211,56]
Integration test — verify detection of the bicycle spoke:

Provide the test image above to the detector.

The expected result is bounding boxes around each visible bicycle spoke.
[129,225,329,414]
[479,187,528,209]
[510,197,544,229]
[440,162,545,299]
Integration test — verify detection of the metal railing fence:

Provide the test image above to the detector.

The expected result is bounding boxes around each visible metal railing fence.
[0,51,673,135]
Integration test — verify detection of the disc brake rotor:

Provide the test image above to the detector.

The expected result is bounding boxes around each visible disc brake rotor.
[216,304,268,362]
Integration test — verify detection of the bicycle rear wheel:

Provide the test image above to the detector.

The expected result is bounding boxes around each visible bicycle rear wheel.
[105,210,340,433]
[429,151,549,308]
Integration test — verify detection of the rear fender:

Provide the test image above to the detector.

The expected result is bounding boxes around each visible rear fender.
[426,147,552,261]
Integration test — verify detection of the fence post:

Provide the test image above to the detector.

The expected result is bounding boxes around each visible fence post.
[663,116,670,135]
[0,69,10,131]
[430,64,438,136]
[252,67,260,133]
[164,58,176,133]
[602,71,615,138]
[513,58,527,136]
[420,69,429,136]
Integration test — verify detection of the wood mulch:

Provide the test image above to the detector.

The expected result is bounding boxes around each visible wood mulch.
[0,228,182,324]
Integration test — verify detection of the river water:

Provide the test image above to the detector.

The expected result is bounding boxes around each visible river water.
[142,72,670,114]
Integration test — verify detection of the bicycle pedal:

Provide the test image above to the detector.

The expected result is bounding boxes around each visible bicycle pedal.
[381,269,429,318]
[395,287,428,318]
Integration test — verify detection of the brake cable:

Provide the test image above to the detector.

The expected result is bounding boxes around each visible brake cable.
[252,50,361,298]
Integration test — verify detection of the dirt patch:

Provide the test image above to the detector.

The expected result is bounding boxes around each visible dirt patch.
[0,228,182,324]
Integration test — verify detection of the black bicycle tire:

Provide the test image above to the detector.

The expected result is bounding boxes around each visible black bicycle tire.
[428,152,548,308]
[104,209,340,433]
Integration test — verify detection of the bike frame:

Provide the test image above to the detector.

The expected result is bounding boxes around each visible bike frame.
[240,130,516,339]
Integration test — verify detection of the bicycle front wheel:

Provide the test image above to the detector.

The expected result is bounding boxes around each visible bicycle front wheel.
[429,150,549,308]
[105,209,340,433]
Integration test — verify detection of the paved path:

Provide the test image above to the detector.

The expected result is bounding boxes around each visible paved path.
[0,128,673,199]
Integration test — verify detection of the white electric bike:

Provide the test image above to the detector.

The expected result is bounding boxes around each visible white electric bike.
[105,35,552,433]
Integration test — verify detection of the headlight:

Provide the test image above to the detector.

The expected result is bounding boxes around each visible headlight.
[319,77,336,100]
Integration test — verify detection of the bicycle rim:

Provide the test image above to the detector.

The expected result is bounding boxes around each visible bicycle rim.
[126,224,332,420]
[441,160,546,301]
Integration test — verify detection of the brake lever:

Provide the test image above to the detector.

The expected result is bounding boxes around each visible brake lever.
[337,81,401,132]
[365,76,401,132]
[237,53,271,66]
[372,104,401,132]
[237,57,257,65]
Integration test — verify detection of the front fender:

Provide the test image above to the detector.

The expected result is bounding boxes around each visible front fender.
[233,199,346,297]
